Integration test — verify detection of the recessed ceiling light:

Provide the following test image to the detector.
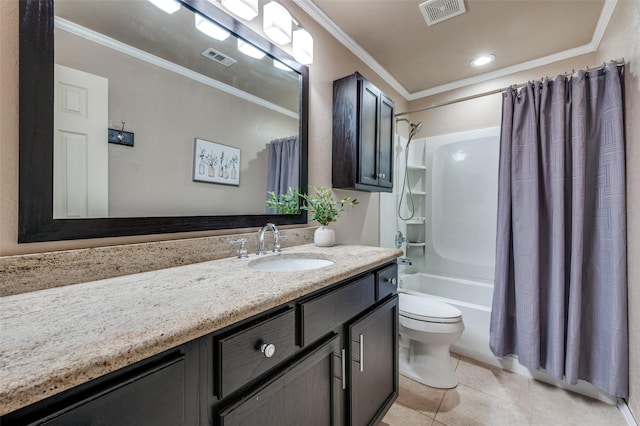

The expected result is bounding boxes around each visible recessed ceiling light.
[471,54,495,67]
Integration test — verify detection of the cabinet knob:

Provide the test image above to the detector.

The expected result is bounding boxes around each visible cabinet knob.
[377,172,386,179]
[385,277,397,286]
[260,343,276,358]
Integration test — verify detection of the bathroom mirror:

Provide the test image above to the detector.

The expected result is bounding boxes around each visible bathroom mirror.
[18,0,309,242]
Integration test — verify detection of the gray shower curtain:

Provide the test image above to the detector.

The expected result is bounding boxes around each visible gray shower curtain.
[266,136,299,213]
[490,62,628,398]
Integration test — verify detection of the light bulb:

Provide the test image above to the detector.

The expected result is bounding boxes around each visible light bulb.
[221,0,259,21]
[292,28,313,65]
[195,14,230,41]
[263,1,292,46]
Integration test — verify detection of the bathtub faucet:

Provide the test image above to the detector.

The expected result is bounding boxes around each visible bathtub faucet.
[398,257,412,266]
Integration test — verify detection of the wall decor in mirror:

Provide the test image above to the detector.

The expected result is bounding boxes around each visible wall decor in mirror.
[19,0,308,242]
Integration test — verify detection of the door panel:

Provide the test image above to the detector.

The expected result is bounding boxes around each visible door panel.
[54,64,108,218]
[378,94,394,188]
[358,81,379,187]
[348,296,399,426]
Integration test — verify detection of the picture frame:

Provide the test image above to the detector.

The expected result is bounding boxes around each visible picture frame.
[192,138,241,186]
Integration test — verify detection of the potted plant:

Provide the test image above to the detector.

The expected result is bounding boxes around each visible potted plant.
[266,186,300,214]
[298,186,359,247]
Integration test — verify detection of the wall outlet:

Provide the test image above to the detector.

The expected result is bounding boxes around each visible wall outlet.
[108,128,134,147]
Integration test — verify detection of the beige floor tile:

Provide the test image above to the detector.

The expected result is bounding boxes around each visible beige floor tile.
[396,375,447,417]
[380,402,435,426]
[455,358,531,408]
[451,352,461,370]
[530,380,625,426]
[435,384,531,426]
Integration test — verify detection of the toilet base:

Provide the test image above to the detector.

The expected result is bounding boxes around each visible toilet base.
[399,340,458,389]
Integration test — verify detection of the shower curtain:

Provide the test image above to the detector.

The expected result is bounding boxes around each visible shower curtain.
[266,136,299,213]
[490,62,628,398]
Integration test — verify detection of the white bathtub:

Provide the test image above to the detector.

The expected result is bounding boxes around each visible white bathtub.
[399,272,495,363]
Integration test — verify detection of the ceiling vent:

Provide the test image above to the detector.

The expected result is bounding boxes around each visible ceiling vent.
[201,47,237,67]
[419,0,466,26]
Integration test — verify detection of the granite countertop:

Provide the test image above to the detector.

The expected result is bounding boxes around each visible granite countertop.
[0,244,402,416]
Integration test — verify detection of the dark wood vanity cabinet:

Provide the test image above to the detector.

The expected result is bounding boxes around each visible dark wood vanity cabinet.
[332,72,395,192]
[348,296,399,426]
[2,262,398,426]
[218,333,342,426]
[1,342,200,426]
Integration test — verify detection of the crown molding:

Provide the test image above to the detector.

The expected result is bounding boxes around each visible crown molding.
[292,0,411,99]
[295,0,618,101]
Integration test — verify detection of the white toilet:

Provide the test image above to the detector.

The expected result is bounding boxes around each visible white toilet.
[398,292,464,389]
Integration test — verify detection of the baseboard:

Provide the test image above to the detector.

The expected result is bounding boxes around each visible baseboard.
[619,399,639,426]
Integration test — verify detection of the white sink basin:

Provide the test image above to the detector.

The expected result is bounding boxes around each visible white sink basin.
[249,255,334,272]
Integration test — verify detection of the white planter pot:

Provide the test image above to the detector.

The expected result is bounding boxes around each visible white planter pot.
[314,226,335,247]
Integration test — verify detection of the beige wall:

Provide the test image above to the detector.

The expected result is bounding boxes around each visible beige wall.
[405,0,640,416]
[0,0,407,255]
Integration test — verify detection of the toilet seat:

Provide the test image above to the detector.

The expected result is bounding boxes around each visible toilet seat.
[399,293,462,323]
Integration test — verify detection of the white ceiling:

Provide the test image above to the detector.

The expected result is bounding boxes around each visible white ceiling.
[294,0,617,101]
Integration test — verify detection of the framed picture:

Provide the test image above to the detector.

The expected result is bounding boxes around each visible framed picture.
[192,138,240,186]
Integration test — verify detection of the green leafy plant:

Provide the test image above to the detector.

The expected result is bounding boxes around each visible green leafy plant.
[298,186,359,226]
[266,186,300,214]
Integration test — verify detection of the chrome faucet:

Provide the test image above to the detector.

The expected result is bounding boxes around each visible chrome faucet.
[257,223,281,255]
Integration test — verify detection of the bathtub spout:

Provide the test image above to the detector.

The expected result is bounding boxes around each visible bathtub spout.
[398,257,412,266]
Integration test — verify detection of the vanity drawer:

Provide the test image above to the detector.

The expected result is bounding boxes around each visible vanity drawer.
[299,274,375,346]
[215,308,295,399]
[376,263,398,300]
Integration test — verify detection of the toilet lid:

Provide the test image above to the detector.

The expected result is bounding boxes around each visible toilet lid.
[399,293,462,323]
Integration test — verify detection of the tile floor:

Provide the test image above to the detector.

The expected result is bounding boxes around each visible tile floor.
[381,354,627,426]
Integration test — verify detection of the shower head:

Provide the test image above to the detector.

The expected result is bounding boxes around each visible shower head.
[409,122,423,139]
[396,118,423,141]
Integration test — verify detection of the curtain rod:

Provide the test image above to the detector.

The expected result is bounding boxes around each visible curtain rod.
[395,58,625,117]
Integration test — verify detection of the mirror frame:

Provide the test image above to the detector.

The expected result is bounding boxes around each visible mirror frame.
[18,0,309,243]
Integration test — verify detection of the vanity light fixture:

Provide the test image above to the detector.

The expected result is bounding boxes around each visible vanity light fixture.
[263,1,292,45]
[221,0,259,21]
[471,54,495,67]
[237,39,266,59]
[195,14,231,41]
[148,0,181,14]
[292,27,313,65]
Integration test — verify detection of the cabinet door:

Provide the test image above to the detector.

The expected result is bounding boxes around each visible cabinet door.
[218,334,343,426]
[348,295,399,426]
[358,80,380,187]
[35,355,189,426]
[378,94,394,189]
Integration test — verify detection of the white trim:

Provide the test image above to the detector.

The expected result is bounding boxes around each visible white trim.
[619,399,639,426]
[296,0,618,101]
[292,0,411,100]
[55,17,299,119]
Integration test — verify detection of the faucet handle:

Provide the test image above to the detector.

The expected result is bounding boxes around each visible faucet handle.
[231,238,248,259]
